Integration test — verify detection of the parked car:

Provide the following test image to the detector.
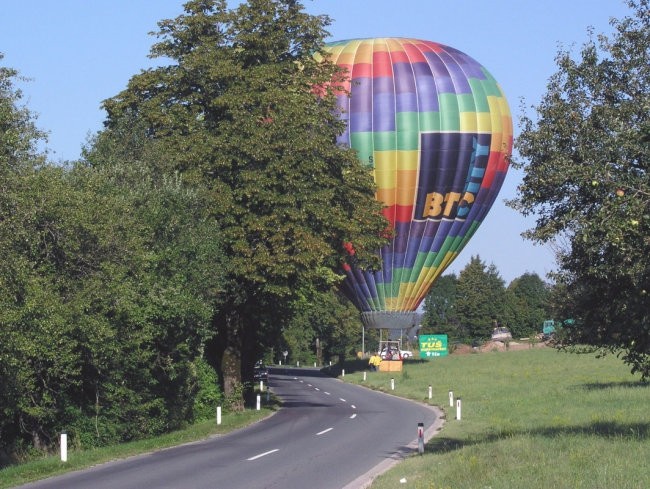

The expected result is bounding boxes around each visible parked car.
[254,364,269,381]
[379,347,413,360]
[491,327,512,341]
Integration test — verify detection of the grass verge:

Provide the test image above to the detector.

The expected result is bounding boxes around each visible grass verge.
[0,404,276,489]
[339,347,649,489]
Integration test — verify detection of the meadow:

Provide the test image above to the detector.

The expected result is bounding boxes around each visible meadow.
[340,346,649,489]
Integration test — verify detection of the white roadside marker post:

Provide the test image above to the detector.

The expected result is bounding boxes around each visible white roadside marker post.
[217,406,222,425]
[60,432,67,462]
[417,422,424,455]
[449,390,454,407]
[428,385,432,399]
[456,397,462,420]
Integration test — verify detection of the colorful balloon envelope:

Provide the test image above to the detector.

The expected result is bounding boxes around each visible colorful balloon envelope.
[320,38,513,329]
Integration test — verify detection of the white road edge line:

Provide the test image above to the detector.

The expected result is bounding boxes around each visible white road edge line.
[247,449,279,461]
[316,428,333,436]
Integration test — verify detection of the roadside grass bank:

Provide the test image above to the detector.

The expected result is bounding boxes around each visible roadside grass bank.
[0,404,277,489]
[337,348,649,489]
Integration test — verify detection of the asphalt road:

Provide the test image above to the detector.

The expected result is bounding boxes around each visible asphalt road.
[17,367,441,489]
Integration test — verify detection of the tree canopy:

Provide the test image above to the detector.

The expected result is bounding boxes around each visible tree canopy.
[1,50,227,454]
[90,0,388,399]
[509,0,650,378]
[507,273,551,338]
[422,274,459,338]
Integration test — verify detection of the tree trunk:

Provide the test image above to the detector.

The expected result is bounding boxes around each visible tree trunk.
[221,346,243,412]
[207,308,244,411]
[240,316,258,407]
[206,302,261,410]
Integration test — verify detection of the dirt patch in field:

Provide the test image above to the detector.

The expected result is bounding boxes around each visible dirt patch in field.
[452,340,549,354]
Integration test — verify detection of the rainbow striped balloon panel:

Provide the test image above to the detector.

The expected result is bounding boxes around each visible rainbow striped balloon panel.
[322,38,512,317]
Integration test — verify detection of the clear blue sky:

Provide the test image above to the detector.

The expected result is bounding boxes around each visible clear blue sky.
[0,0,631,283]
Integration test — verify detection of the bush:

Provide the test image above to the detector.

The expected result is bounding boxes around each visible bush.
[192,359,222,421]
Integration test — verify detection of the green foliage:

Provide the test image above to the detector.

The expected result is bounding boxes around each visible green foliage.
[283,287,364,365]
[510,0,650,378]
[422,274,459,338]
[192,358,223,421]
[101,0,387,290]
[454,256,508,340]
[1,58,227,454]
[95,0,388,397]
[507,273,551,337]
[0,55,47,173]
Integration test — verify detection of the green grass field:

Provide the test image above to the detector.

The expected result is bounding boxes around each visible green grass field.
[341,347,649,489]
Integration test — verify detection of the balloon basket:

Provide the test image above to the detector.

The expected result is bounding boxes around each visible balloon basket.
[378,360,403,372]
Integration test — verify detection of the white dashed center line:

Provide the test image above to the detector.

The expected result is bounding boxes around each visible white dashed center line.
[316,427,333,436]
[247,449,279,461]
[350,413,357,419]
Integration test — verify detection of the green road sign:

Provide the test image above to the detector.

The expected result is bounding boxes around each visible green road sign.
[419,334,448,358]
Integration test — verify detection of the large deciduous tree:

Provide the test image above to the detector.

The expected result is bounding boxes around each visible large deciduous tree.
[1,54,51,453]
[509,0,650,378]
[507,273,551,338]
[92,0,387,402]
[422,274,460,339]
[454,256,509,341]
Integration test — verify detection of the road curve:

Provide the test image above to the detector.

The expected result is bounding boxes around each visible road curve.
[16,367,443,489]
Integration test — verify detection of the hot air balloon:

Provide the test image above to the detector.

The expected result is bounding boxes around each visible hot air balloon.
[319,38,513,329]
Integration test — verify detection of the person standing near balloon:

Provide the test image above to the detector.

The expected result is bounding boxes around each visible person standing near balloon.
[368,353,381,371]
